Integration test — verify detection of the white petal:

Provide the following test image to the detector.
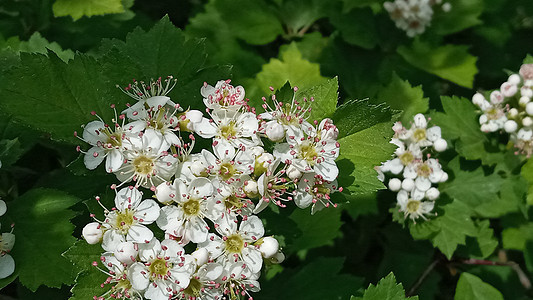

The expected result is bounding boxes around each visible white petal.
[115,186,142,211]
[135,199,160,224]
[0,254,15,279]
[127,224,154,244]
[105,149,123,173]
[314,159,339,182]
[414,114,427,128]
[138,237,161,261]
[240,215,264,241]
[0,200,6,216]
[213,139,235,160]
[82,120,106,145]
[241,247,263,273]
[161,239,185,259]
[414,177,432,191]
[426,126,441,142]
[102,230,125,252]
[84,146,105,170]
[129,262,150,291]
[186,217,209,244]
[189,177,214,199]
[195,118,217,138]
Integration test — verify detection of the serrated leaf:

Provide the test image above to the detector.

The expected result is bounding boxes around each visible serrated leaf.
[9,188,80,291]
[502,223,533,251]
[259,257,362,300]
[288,207,342,252]
[397,40,477,88]
[337,116,396,196]
[213,0,283,45]
[53,0,124,20]
[330,8,378,49]
[430,0,483,35]
[410,200,477,259]
[280,0,332,33]
[352,272,418,300]
[1,32,74,62]
[454,272,503,300]
[375,73,428,124]
[333,99,393,139]
[440,158,504,215]
[252,43,328,100]
[431,96,500,165]
[69,269,109,300]
[474,176,526,218]
[295,77,339,121]
[463,220,498,259]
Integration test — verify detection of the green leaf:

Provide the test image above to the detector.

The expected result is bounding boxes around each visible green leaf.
[259,257,362,300]
[53,0,124,20]
[0,138,22,168]
[520,159,533,205]
[352,272,418,300]
[333,99,393,139]
[474,176,526,218]
[440,158,504,214]
[409,200,477,259]
[213,0,283,45]
[464,220,498,259]
[431,96,499,165]
[397,40,477,88]
[280,0,332,34]
[64,240,110,300]
[329,8,378,49]
[454,272,503,300]
[337,116,396,196]
[375,73,428,124]
[1,32,74,62]
[9,188,80,291]
[288,207,342,252]
[502,223,533,251]
[430,0,483,35]
[252,43,328,100]
[295,77,339,122]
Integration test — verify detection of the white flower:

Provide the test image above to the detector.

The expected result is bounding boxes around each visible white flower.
[382,141,422,174]
[397,189,434,221]
[202,145,254,186]
[403,114,442,147]
[200,215,265,274]
[217,261,260,299]
[129,238,195,300]
[156,178,220,244]
[101,187,160,252]
[201,80,247,113]
[97,255,144,299]
[114,130,178,189]
[82,222,104,244]
[403,158,446,192]
[0,231,15,279]
[176,262,224,300]
[294,173,338,214]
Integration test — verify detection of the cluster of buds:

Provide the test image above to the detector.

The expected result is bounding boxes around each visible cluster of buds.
[377,114,448,222]
[472,63,533,157]
[384,0,451,37]
[0,198,15,279]
[79,78,341,300]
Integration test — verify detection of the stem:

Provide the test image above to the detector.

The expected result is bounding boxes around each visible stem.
[407,258,440,297]
[458,258,531,290]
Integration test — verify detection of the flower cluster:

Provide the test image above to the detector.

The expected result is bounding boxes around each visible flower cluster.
[78,77,341,299]
[384,0,451,37]
[377,114,448,222]
[0,198,15,279]
[472,63,533,157]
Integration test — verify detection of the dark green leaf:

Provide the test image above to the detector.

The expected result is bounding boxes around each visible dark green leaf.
[454,272,503,300]
[352,272,418,300]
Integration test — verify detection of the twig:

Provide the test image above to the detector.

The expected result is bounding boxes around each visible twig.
[459,258,531,290]
[407,258,440,297]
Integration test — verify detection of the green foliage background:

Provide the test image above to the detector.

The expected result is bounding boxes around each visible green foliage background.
[1,0,533,299]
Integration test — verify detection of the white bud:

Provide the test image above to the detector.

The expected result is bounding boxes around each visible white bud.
[426,187,440,200]
[490,91,504,104]
[270,251,285,264]
[509,108,519,118]
[259,237,280,258]
[0,233,15,252]
[287,165,302,181]
[523,87,533,98]
[190,160,208,177]
[0,200,6,217]
[265,121,285,142]
[388,178,402,192]
[114,241,138,265]
[509,74,521,85]
[472,93,486,107]
[185,110,203,123]
[433,139,448,152]
[402,178,415,191]
[501,82,518,97]
[192,247,209,266]
[82,222,103,245]
[520,96,531,107]
[504,120,518,133]
[523,117,533,127]
[527,103,533,116]
[479,114,488,125]
[257,152,274,168]
[155,181,176,204]
[440,172,448,183]
[441,2,451,12]
[244,180,258,196]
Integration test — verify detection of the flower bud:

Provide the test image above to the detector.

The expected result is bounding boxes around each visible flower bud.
[0,233,15,252]
[490,91,504,104]
[441,2,452,12]
[508,108,519,118]
[388,178,402,192]
[472,93,486,107]
[265,121,285,142]
[523,117,533,127]
[259,237,279,258]
[527,103,533,116]
[192,247,209,266]
[402,178,414,191]
[504,120,518,133]
[501,82,517,97]
[433,139,448,152]
[508,74,521,85]
[520,96,531,107]
[287,165,302,181]
[114,241,138,265]
[440,172,448,182]
[155,181,176,205]
[270,252,285,264]
[522,87,533,98]
[426,187,440,200]
[82,222,103,245]
[244,180,259,197]
[0,200,6,217]
[190,159,208,177]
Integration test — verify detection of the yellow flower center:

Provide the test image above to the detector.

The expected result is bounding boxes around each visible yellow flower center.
[406,199,420,213]
[183,277,203,297]
[115,209,135,232]
[182,198,201,216]
[413,128,426,142]
[220,121,237,139]
[150,258,169,277]
[299,142,318,164]
[225,234,244,254]
[417,163,432,177]
[133,155,154,175]
[220,162,236,181]
[224,194,244,210]
[399,152,414,165]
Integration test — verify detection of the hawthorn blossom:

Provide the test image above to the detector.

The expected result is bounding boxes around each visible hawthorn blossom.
[201,80,247,113]
[295,173,339,214]
[403,158,447,192]
[96,255,143,300]
[397,189,434,221]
